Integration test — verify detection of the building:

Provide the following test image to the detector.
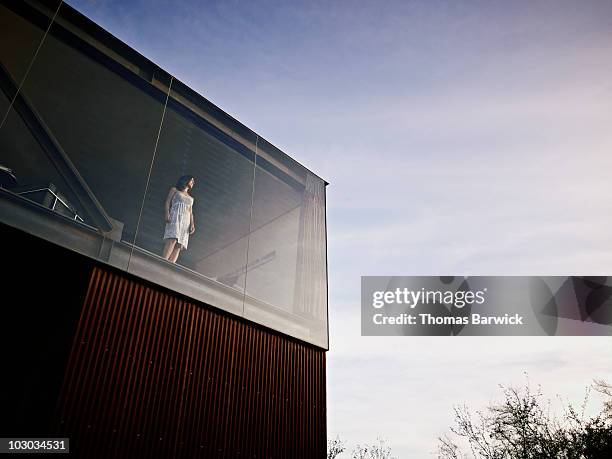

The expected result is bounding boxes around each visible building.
[0,0,328,457]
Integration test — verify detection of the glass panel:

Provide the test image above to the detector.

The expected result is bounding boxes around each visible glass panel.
[245,138,328,348]
[0,1,169,270]
[130,83,256,315]
[0,0,59,122]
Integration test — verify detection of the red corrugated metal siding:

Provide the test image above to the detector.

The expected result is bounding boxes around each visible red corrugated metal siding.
[56,266,326,458]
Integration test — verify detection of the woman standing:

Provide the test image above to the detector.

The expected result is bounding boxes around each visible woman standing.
[162,175,195,263]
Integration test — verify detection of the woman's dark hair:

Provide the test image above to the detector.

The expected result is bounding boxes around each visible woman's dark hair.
[175,175,194,191]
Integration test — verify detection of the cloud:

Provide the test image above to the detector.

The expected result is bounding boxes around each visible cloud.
[328,305,612,455]
[63,1,612,455]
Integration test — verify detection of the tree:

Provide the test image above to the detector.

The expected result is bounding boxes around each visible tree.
[594,379,612,417]
[438,380,612,459]
[327,436,396,459]
[352,437,396,459]
[328,435,346,459]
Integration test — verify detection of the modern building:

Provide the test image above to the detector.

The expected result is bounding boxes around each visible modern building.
[0,0,328,457]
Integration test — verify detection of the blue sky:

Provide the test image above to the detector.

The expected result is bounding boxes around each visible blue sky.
[67,0,612,455]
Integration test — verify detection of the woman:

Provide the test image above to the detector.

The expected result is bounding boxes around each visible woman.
[162,175,195,263]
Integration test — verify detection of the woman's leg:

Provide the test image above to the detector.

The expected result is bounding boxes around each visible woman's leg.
[163,238,177,260]
[169,245,182,263]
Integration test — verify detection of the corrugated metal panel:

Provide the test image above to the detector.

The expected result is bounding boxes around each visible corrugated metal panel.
[56,266,326,458]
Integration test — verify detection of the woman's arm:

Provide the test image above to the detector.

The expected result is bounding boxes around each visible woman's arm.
[164,187,176,223]
[189,203,195,234]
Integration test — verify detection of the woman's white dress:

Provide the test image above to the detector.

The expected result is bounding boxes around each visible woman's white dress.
[163,191,193,249]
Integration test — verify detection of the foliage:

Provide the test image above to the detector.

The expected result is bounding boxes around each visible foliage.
[327,436,395,459]
[328,436,346,459]
[438,380,612,459]
[352,437,396,459]
[594,379,612,417]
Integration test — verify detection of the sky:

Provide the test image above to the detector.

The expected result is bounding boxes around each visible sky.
[66,0,612,456]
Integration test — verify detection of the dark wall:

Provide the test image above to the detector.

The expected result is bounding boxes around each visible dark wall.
[0,223,327,458]
[0,222,92,437]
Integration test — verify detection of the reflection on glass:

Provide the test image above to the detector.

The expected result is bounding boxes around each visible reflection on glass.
[0,1,169,269]
[245,141,328,348]
[0,0,59,122]
[130,95,255,313]
[0,91,98,237]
